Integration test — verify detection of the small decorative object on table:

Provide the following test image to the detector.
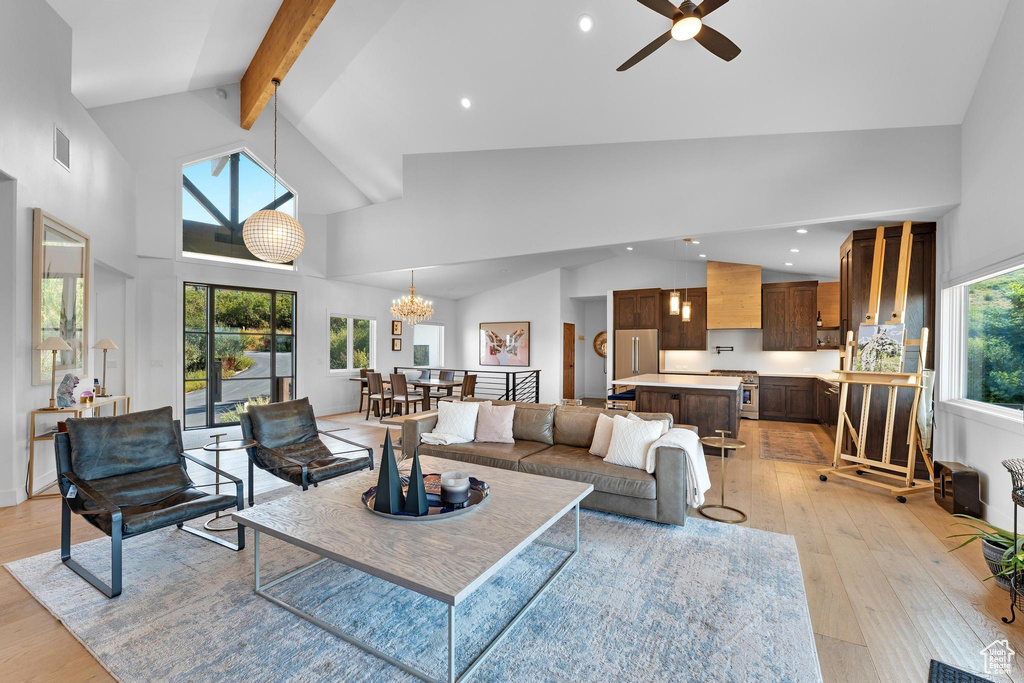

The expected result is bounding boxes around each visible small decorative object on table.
[440,471,471,507]
[56,373,79,408]
[80,390,94,404]
[373,431,405,514]
[402,448,428,516]
[362,474,489,520]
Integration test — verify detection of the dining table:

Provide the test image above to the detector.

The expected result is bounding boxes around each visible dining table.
[348,376,463,412]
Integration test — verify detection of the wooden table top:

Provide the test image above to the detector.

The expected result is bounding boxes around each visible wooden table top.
[233,455,592,605]
[348,377,461,388]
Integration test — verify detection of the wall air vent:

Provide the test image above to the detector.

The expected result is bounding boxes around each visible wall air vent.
[54,125,70,171]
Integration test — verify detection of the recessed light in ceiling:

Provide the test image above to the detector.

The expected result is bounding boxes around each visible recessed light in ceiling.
[578,14,594,32]
[785,262,793,266]
[460,97,472,109]
[796,228,808,234]
[789,248,800,253]
[692,240,700,244]
[626,247,633,251]
[699,254,707,258]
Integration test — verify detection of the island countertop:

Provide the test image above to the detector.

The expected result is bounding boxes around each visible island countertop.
[612,373,742,391]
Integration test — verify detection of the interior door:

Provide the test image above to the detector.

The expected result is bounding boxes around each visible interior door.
[562,323,575,400]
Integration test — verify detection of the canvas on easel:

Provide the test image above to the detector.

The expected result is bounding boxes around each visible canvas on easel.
[854,323,906,373]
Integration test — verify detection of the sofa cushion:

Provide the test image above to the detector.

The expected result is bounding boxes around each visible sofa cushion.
[511,404,555,445]
[604,414,662,471]
[520,444,657,500]
[419,439,549,471]
[66,406,181,480]
[553,406,601,448]
[475,403,515,443]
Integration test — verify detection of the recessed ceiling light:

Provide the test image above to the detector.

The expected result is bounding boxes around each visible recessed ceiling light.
[578,14,594,32]
[460,97,472,109]
[626,246,633,251]
[789,248,800,253]
[699,254,707,258]
[692,240,700,244]
[796,229,808,234]
[785,262,793,266]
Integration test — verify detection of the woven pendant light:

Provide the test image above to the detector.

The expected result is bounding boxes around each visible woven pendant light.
[243,80,304,264]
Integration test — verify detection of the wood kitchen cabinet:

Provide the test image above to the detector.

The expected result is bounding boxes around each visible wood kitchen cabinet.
[817,281,840,329]
[761,281,818,351]
[838,223,935,477]
[815,378,839,439]
[613,288,661,329]
[634,384,740,451]
[760,376,817,422]
[659,288,707,350]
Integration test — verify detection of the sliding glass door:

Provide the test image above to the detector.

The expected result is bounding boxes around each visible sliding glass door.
[184,283,296,429]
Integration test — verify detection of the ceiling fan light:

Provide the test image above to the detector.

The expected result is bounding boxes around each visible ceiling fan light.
[671,16,702,41]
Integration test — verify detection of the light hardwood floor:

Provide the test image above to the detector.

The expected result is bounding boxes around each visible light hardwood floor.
[0,416,1016,681]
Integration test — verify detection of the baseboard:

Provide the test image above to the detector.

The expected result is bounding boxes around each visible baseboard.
[0,486,25,507]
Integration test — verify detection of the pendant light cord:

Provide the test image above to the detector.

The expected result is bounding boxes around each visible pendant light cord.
[272,79,279,203]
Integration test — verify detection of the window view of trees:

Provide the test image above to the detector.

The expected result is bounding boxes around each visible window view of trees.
[330,316,371,370]
[967,266,1024,409]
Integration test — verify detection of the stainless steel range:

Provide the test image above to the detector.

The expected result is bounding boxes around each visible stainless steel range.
[709,369,759,420]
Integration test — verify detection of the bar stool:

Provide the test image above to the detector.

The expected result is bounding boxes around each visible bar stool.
[698,429,747,524]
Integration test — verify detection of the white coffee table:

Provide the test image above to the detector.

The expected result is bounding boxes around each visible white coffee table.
[233,455,592,683]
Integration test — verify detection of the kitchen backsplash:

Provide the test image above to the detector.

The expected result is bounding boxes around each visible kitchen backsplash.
[661,329,840,374]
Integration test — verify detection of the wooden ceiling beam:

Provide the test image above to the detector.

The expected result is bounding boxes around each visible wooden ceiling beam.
[239,0,336,130]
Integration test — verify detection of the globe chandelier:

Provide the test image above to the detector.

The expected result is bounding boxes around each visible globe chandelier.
[390,270,434,326]
[243,79,304,264]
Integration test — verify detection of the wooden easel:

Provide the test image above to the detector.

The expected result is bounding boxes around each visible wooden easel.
[817,222,934,502]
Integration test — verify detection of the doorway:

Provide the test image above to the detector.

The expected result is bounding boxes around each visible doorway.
[563,322,576,400]
[184,283,296,429]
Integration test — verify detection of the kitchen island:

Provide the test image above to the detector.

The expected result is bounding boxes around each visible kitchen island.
[613,374,742,450]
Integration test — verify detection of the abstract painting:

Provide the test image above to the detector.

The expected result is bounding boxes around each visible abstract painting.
[479,322,530,366]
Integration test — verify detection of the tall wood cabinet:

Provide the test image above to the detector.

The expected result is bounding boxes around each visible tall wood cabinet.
[838,222,936,476]
[613,288,661,329]
[660,288,707,350]
[761,281,818,351]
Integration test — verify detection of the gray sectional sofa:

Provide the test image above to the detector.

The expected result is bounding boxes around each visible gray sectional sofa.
[401,399,695,526]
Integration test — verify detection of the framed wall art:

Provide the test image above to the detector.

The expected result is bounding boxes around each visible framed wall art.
[479,321,530,366]
[392,338,402,352]
[391,320,402,336]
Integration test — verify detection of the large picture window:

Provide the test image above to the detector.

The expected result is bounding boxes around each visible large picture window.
[182,150,296,266]
[413,323,444,367]
[329,316,374,371]
[965,265,1024,409]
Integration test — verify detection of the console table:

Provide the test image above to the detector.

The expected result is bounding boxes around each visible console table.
[27,395,131,499]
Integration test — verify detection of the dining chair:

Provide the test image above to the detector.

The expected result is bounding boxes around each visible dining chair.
[417,369,432,380]
[389,373,423,416]
[430,370,457,402]
[365,372,391,421]
[358,367,374,413]
[462,373,477,398]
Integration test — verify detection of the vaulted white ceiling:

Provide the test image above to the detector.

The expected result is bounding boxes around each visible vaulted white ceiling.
[50,0,1007,211]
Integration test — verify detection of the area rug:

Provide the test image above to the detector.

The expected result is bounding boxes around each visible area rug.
[5,500,821,682]
[759,429,830,464]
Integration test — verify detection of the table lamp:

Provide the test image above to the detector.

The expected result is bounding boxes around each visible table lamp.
[37,336,72,410]
[92,338,118,397]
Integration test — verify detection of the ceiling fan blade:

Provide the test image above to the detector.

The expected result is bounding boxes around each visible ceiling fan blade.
[693,24,741,61]
[637,0,681,20]
[617,30,673,71]
[694,0,729,17]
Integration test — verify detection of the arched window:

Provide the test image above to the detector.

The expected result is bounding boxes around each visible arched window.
[181,150,296,265]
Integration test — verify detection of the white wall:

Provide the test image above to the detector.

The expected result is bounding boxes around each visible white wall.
[935,0,1023,528]
[456,270,561,404]
[0,1,138,505]
[582,299,609,399]
[327,125,961,277]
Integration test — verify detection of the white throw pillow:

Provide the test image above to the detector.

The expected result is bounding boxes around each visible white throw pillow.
[604,414,663,470]
[590,412,643,457]
[434,400,486,442]
[475,403,515,443]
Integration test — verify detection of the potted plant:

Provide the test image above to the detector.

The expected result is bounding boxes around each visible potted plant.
[948,514,1020,591]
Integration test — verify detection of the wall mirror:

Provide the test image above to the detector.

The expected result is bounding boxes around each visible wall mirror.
[33,209,89,385]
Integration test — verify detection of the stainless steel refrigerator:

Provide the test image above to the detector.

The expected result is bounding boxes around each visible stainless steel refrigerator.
[614,329,659,379]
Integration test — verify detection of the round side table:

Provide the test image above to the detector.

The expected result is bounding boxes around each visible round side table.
[202,434,257,531]
[698,429,748,524]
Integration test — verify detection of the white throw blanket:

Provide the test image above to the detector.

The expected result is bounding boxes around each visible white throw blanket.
[420,432,470,446]
[644,428,711,507]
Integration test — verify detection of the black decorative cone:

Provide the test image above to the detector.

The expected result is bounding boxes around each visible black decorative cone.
[373,431,404,514]
[403,447,428,516]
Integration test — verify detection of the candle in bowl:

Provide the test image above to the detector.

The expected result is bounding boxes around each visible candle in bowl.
[440,471,470,506]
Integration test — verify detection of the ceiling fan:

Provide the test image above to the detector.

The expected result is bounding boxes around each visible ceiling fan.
[617,0,740,71]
